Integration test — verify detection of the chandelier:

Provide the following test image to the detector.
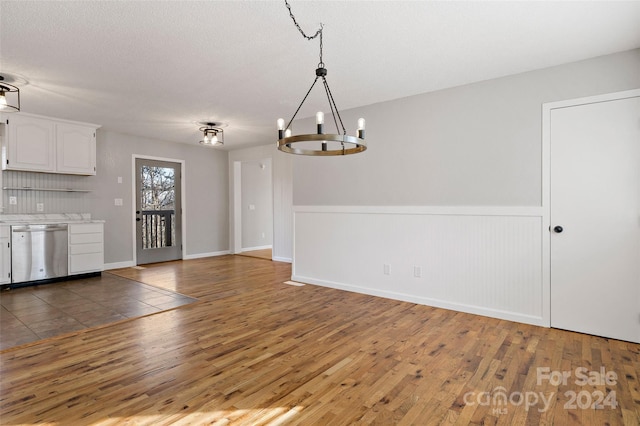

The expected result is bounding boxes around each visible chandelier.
[276,0,366,156]
[0,74,21,113]
[198,122,225,147]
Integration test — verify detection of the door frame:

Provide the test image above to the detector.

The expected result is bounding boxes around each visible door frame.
[131,154,186,265]
[541,88,640,328]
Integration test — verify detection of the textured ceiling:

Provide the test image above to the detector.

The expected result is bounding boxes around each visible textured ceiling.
[1,1,639,150]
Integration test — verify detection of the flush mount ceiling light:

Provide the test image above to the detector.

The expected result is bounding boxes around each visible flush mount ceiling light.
[198,121,226,147]
[0,73,22,113]
[276,0,366,156]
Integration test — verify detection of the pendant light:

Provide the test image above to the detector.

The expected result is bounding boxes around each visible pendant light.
[198,122,225,147]
[276,0,366,156]
[0,74,21,113]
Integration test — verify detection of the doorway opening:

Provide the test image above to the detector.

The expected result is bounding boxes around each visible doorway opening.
[232,159,273,259]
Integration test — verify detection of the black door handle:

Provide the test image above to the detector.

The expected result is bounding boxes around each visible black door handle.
[136,211,140,214]
[136,218,141,222]
[553,226,563,233]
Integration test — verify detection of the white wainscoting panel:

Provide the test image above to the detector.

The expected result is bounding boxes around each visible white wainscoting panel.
[293,206,545,326]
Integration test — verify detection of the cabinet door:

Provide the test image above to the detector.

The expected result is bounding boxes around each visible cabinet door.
[0,226,11,284]
[68,223,104,274]
[56,124,96,175]
[5,114,55,172]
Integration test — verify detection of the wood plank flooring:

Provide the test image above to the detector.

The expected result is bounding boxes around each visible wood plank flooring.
[1,255,638,425]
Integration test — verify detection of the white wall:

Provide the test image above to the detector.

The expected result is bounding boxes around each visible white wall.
[293,49,640,206]
[90,130,229,267]
[229,144,293,262]
[292,49,640,325]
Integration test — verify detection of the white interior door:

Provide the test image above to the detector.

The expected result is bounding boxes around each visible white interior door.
[550,93,640,343]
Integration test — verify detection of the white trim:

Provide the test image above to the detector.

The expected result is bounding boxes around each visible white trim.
[131,154,187,265]
[292,205,297,276]
[272,256,292,263]
[232,161,242,254]
[541,88,640,328]
[292,275,546,327]
[542,88,640,111]
[241,245,272,252]
[104,260,136,270]
[293,205,544,217]
[184,250,230,260]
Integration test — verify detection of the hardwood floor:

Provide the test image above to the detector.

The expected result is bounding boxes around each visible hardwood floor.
[1,255,638,425]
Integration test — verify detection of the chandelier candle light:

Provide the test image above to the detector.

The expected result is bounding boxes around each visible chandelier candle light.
[276,0,366,156]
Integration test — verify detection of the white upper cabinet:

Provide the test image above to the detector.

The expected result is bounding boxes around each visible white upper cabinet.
[4,114,55,172]
[56,123,96,175]
[2,113,100,175]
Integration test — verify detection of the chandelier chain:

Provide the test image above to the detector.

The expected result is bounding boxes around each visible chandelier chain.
[284,0,324,66]
[322,78,346,135]
[286,76,320,132]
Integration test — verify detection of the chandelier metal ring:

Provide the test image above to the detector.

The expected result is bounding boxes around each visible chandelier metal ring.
[278,133,366,156]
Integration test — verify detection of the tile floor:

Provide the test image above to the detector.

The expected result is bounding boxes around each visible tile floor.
[0,272,197,350]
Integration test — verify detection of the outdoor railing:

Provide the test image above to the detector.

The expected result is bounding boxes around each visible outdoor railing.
[141,209,175,249]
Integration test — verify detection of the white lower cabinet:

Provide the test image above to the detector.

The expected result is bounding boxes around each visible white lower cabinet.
[0,226,11,284]
[68,223,104,275]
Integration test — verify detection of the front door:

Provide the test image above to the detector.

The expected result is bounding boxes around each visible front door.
[135,158,182,265]
[550,93,640,343]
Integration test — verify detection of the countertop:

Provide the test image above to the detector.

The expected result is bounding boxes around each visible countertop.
[0,213,105,225]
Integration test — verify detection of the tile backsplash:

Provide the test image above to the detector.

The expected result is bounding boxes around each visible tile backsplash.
[1,171,93,214]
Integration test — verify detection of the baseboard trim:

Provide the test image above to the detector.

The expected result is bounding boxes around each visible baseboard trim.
[104,261,136,270]
[184,250,230,260]
[291,274,546,327]
[241,245,273,252]
[272,256,292,263]
[106,251,231,268]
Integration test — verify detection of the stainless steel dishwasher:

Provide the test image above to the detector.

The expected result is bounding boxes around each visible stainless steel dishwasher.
[11,224,68,283]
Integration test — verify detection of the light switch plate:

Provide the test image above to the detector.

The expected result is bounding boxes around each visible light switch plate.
[114,198,123,206]
[36,203,44,212]
[9,196,17,205]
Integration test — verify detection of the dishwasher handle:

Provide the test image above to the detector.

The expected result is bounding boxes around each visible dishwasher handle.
[12,225,69,233]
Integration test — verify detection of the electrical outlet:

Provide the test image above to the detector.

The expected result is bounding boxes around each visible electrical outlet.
[414,266,422,278]
[114,198,123,206]
[36,203,44,212]
[9,196,17,205]
[261,232,265,238]
[117,176,123,184]
[383,264,390,275]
